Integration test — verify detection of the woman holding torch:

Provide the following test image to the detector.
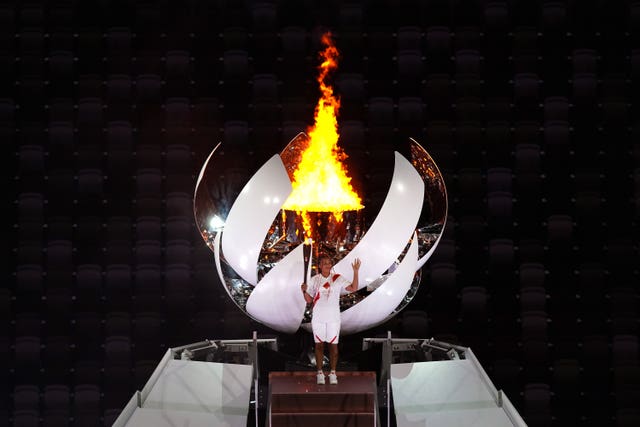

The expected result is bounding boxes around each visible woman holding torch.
[301,254,361,384]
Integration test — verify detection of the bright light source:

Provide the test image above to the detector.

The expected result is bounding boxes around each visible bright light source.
[208,215,225,230]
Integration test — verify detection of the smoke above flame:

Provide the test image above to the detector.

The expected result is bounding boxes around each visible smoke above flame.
[281,32,363,230]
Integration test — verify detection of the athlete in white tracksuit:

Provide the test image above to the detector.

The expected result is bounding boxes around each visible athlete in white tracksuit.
[301,255,361,384]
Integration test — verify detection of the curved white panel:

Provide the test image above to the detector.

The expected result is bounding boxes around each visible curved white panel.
[334,152,424,286]
[221,155,292,286]
[245,244,309,333]
[340,232,419,334]
[213,232,234,300]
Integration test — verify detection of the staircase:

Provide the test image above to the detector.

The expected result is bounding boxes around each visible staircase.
[268,371,377,427]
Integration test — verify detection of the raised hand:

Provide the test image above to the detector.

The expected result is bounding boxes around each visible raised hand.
[351,258,361,271]
[301,283,308,293]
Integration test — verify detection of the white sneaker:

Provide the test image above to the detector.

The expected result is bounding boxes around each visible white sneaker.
[329,372,338,385]
[316,372,325,385]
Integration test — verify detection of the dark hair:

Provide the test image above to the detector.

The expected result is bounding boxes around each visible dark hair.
[317,254,333,264]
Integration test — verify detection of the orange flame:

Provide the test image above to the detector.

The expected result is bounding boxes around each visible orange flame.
[282,32,363,238]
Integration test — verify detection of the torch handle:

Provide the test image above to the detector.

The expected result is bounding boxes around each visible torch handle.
[302,242,312,285]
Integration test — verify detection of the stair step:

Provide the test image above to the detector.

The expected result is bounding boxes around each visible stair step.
[269,371,377,426]
[271,393,374,412]
[270,412,375,426]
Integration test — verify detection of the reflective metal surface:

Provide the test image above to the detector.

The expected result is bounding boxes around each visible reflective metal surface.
[193,134,448,334]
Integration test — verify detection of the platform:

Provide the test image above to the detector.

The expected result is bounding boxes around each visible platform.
[112,337,527,427]
[391,359,526,427]
[114,355,254,427]
[268,371,377,427]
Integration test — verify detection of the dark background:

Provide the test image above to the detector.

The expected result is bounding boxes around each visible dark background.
[5,0,638,426]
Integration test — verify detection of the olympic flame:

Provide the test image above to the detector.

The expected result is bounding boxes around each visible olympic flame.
[282,32,363,238]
